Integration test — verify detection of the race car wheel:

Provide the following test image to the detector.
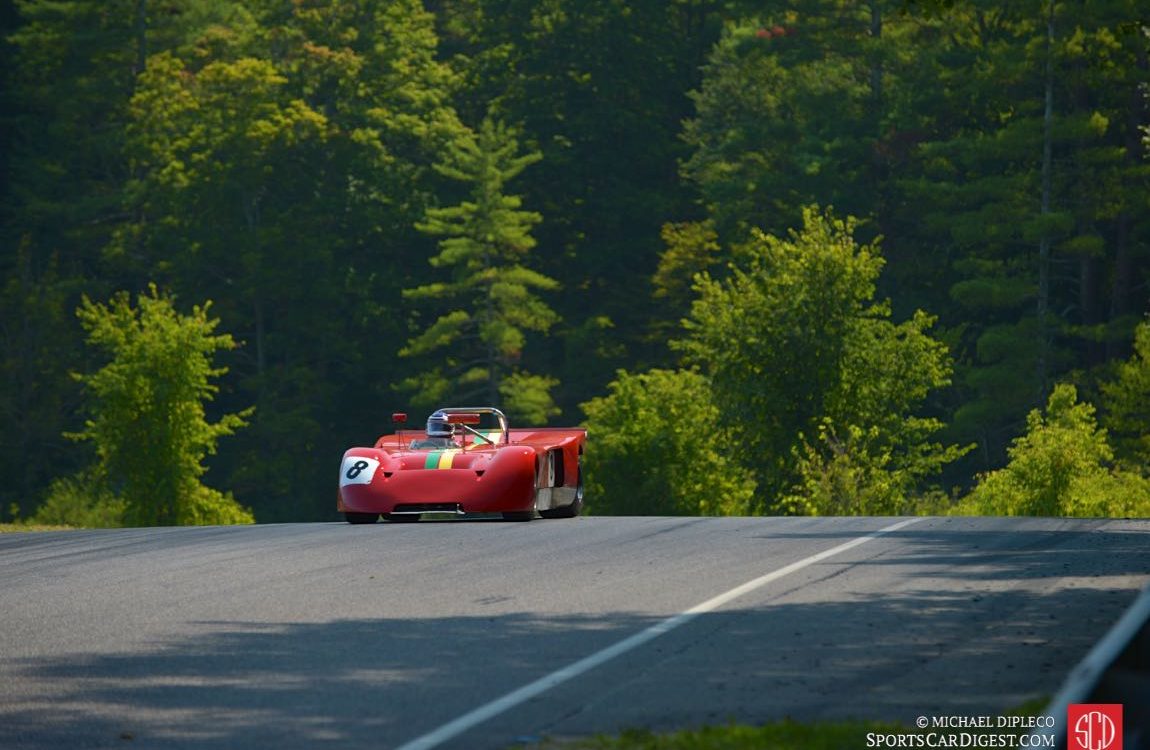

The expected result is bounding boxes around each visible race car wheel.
[345,512,379,524]
[540,461,584,519]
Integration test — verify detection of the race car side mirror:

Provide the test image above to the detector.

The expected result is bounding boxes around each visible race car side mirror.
[392,412,407,424]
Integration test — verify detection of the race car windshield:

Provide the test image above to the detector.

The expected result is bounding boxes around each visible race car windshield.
[409,436,455,450]
[407,409,505,450]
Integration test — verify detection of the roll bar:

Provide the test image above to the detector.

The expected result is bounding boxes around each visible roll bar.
[435,406,510,445]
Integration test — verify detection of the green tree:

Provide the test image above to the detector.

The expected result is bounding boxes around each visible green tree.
[0,243,79,520]
[784,309,971,516]
[402,116,560,423]
[1100,318,1150,469]
[890,0,1150,465]
[114,0,466,520]
[682,9,887,244]
[650,220,723,340]
[2,0,144,519]
[960,383,1150,517]
[678,207,965,512]
[440,0,722,410]
[116,51,332,517]
[1,1,263,520]
[676,1,1150,479]
[71,285,253,526]
[581,368,756,516]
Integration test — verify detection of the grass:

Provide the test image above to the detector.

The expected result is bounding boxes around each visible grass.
[527,698,1052,749]
[0,523,75,533]
[529,721,900,749]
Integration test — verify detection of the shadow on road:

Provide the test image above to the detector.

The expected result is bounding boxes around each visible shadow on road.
[1,520,1147,748]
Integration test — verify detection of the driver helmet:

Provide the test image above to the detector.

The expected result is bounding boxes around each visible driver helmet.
[426,410,455,439]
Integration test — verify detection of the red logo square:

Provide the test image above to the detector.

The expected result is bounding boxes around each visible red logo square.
[1068,704,1122,750]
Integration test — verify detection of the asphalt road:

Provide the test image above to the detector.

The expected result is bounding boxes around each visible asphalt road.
[1,516,1148,749]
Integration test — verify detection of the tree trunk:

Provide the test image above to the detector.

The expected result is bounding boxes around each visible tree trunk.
[134,0,147,75]
[1036,0,1054,398]
[1106,42,1148,360]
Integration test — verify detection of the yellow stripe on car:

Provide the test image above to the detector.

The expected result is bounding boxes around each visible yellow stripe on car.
[437,449,460,469]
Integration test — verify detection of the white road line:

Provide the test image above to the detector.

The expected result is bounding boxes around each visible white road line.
[395,516,925,750]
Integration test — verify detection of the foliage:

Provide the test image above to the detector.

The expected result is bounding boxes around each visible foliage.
[30,469,125,529]
[786,419,968,518]
[2,0,143,521]
[0,242,82,520]
[103,0,466,521]
[785,309,973,515]
[71,285,253,526]
[650,220,723,339]
[548,698,1047,748]
[678,207,966,513]
[441,0,720,410]
[581,369,756,516]
[959,384,1150,518]
[403,116,559,423]
[680,1,1150,476]
[682,13,882,243]
[1100,319,1150,469]
[678,208,880,478]
[886,1,1150,465]
[2,0,1149,522]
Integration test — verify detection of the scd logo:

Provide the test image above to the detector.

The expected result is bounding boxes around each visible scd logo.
[1068,704,1122,750]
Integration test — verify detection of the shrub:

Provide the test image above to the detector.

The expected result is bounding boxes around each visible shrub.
[959,384,1150,517]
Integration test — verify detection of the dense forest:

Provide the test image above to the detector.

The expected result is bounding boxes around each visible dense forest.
[2,0,1148,525]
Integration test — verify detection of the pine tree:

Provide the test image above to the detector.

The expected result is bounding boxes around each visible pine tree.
[891,0,1150,466]
[1100,319,1150,469]
[402,117,560,423]
[439,0,719,409]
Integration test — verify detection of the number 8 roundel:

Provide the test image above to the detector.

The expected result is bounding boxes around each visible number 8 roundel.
[340,455,379,487]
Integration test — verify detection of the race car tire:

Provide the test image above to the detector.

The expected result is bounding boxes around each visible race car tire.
[384,513,421,523]
[540,463,584,519]
[345,512,379,524]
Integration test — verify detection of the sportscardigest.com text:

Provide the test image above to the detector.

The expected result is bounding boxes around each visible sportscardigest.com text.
[866,715,1057,748]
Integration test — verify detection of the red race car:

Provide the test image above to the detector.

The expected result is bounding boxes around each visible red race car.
[337,407,586,523]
